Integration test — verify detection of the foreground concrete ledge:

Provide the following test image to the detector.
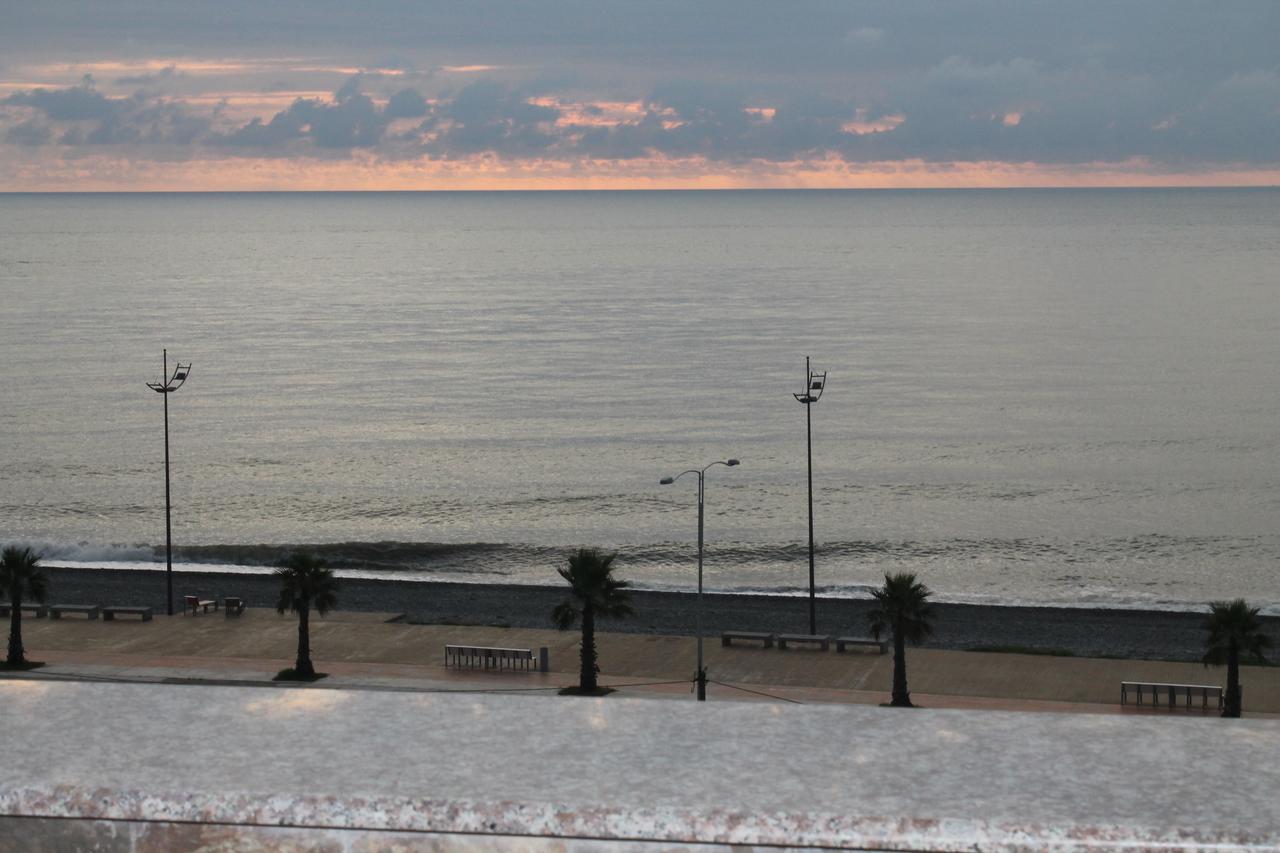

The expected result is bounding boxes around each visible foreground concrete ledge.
[2,681,1278,850]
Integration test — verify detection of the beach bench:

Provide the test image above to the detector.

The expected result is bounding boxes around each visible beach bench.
[183,595,218,615]
[836,636,889,654]
[223,597,246,618]
[721,631,775,648]
[777,633,832,651]
[1120,681,1227,711]
[102,606,153,622]
[0,604,48,619]
[444,644,542,671]
[50,604,100,620]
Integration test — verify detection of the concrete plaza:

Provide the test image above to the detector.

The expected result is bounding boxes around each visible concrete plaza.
[8,607,1278,716]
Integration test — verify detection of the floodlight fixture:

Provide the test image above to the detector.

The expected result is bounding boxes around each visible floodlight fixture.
[144,349,193,616]
[793,356,827,634]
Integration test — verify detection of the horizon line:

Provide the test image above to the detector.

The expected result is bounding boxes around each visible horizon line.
[3,185,1278,194]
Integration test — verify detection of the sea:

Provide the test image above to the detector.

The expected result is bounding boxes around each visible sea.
[2,189,1278,613]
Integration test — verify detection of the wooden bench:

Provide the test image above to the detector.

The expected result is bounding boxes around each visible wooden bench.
[50,604,100,620]
[777,633,832,651]
[721,631,776,648]
[0,604,48,619]
[1120,681,1227,711]
[102,606,153,622]
[836,636,889,654]
[223,597,246,617]
[445,644,537,671]
[183,595,218,615]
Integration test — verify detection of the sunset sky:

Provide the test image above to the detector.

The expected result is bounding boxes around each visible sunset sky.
[2,1,1278,190]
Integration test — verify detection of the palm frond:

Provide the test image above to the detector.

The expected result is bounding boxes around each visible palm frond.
[552,600,579,630]
[552,547,632,626]
[865,572,934,646]
[274,551,338,616]
[1203,598,1271,666]
[0,545,46,604]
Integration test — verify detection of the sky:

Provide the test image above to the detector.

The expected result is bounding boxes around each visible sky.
[1,1,1278,190]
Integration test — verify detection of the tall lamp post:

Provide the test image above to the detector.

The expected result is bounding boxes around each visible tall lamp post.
[793,356,826,634]
[146,350,191,616]
[660,458,739,701]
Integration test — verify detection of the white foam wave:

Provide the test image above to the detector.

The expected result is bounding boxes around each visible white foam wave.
[24,541,157,564]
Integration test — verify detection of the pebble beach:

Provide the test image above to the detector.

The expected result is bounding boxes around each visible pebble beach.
[40,566,1277,663]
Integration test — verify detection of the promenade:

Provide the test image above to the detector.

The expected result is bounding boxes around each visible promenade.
[10,608,1279,716]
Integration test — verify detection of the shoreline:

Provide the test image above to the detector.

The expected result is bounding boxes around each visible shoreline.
[40,566,1280,662]
[42,561,1247,615]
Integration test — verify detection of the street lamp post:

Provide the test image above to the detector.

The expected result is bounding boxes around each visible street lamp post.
[660,458,739,701]
[793,356,826,635]
[146,349,191,616]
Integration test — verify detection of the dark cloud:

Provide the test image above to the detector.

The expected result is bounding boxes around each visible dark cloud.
[4,76,117,121]
[3,76,210,146]
[215,111,305,148]
[4,120,52,145]
[385,89,428,119]
[425,80,559,157]
[212,81,388,150]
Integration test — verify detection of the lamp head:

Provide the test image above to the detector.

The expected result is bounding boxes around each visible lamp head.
[659,477,674,485]
[726,459,740,467]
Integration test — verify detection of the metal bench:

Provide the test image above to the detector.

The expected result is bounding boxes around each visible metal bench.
[836,636,889,654]
[50,604,101,620]
[223,597,246,618]
[1120,681,1227,711]
[0,604,48,619]
[721,631,775,648]
[102,606,153,622]
[777,633,832,651]
[183,595,218,615]
[444,644,542,671]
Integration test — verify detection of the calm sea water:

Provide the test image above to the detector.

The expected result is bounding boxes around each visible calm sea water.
[2,189,1278,611]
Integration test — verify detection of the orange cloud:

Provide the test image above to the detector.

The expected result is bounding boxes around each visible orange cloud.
[4,150,1278,192]
[441,65,507,74]
[842,113,905,135]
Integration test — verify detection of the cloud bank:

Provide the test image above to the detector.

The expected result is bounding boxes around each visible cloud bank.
[2,1,1277,188]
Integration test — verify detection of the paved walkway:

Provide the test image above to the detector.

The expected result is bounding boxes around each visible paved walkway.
[8,608,1278,716]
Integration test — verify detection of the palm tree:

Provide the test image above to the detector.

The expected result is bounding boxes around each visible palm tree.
[866,572,935,707]
[1203,599,1271,718]
[1,545,47,668]
[275,551,339,679]
[552,548,633,693]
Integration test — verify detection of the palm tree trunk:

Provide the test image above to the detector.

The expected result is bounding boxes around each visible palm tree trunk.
[1223,642,1241,718]
[891,626,912,707]
[295,604,314,678]
[580,602,597,692]
[6,593,23,666]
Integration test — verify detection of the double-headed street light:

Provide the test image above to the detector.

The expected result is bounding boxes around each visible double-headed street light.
[794,356,826,634]
[660,458,739,701]
[145,349,192,616]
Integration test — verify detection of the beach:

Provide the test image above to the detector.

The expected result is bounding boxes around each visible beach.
[41,566,1276,663]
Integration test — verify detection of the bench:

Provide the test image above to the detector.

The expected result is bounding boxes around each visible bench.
[183,595,218,615]
[836,636,889,654]
[1120,681,1227,711]
[0,604,48,619]
[721,631,775,648]
[223,597,246,618]
[102,606,153,622]
[50,604,101,620]
[445,644,540,671]
[777,633,833,651]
